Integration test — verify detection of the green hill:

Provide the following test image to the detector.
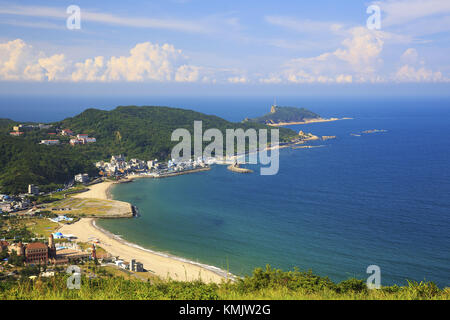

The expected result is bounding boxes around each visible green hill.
[0,106,298,194]
[244,106,321,125]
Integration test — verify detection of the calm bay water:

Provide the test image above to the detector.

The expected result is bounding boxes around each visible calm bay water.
[1,95,449,286]
[97,97,450,287]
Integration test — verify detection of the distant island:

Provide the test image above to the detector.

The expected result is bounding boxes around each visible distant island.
[244,105,352,126]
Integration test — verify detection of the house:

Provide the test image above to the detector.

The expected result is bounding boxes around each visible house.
[0,203,11,213]
[129,259,144,272]
[77,134,88,140]
[74,173,89,184]
[28,184,39,195]
[13,124,35,131]
[61,129,73,136]
[85,137,96,143]
[40,140,60,145]
[0,240,9,251]
[70,139,82,145]
[9,131,24,136]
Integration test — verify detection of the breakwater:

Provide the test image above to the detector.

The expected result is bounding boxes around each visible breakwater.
[227,163,253,173]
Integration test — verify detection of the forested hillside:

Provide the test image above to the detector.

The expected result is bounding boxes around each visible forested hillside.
[0,106,297,194]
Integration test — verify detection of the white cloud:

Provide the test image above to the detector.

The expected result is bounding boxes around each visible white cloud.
[0,39,45,81]
[279,27,386,83]
[333,27,384,74]
[103,42,185,82]
[393,48,447,82]
[38,54,67,81]
[259,75,282,84]
[175,65,200,82]
[1,38,448,84]
[0,39,205,83]
[227,76,248,84]
[71,56,106,82]
[378,0,450,27]
[393,65,445,82]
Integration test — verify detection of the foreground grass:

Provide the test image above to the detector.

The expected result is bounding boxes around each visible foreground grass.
[1,266,448,300]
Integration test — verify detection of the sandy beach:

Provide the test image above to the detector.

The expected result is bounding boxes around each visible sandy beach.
[62,180,228,283]
[73,180,116,200]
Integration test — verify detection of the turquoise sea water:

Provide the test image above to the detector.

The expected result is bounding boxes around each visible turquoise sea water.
[1,95,448,287]
[95,97,450,287]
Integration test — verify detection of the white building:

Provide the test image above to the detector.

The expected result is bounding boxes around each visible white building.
[40,140,60,145]
[75,173,89,183]
[28,184,39,195]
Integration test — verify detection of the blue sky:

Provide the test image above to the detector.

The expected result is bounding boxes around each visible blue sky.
[0,0,449,95]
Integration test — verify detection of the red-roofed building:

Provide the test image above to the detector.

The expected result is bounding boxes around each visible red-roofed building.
[25,242,49,264]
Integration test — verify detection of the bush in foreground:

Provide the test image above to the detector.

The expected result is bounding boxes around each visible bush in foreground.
[0,265,448,300]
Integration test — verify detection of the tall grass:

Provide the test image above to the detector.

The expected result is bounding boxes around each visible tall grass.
[0,265,448,300]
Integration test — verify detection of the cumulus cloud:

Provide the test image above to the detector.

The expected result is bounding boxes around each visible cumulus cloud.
[175,65,200,82]
[393,48,447,82]
[0,38,448,84]
[0,39,203,83]
[393,65,444,82]
[227,76,248,84]
[277,27,386,83]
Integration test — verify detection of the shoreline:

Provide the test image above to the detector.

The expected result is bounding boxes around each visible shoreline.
[61,179,232,283]
[268,117,353,126]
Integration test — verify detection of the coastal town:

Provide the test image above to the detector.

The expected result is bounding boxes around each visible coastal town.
[1,117,332,285]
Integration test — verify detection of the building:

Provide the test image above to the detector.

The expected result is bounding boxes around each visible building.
[61,129,73,136]
[0,203,11,213]
[6,235,88,265]
[0,240,9,251]
[13,124,35,132]
[129,259,144,272]
[9,131,24,136]
[28,184,39,195]
[8,242,25,256]
[70,138,82,145]
[92,244,97,260]
[40,140,60,145]
[71,134,96,145]
[74,173,89,184]
[111,154,125,163]
[25,242,49,264]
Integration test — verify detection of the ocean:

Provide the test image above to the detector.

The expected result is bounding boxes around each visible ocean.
[1,95,449,287]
